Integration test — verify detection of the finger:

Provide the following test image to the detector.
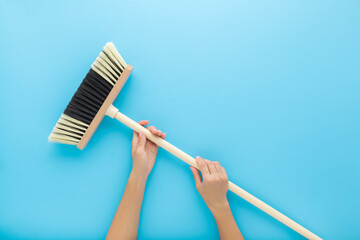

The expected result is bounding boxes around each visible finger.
[138,120,149,126]
[196,156,210,176]
[207,161,217,175]
[137,131,146,151]
[161,132,166,139]
[132,131,139,148]
[147,126,157,135]
[190,166,202,187]
[221,167,228,180]
[214,161,221,174]
[156,129,163,137]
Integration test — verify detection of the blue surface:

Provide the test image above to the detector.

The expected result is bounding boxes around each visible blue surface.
[0,1,359,239]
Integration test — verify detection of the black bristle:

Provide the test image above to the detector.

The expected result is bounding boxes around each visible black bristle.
[64,69,113,125]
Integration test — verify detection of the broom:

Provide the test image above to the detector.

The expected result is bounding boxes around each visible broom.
[49,42,322,240]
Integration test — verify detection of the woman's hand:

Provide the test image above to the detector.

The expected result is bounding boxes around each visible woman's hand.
[131,120,166,179]
[190,157,243,240]
[190,156,229,213]
[106,120,166,240]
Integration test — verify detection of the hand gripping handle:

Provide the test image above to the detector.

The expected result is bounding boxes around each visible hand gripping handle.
[106,104,322,240]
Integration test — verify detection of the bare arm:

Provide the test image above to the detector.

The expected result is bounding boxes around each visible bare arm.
[190,157,244,240]
[106,171,146,240]
[106,120,166,240]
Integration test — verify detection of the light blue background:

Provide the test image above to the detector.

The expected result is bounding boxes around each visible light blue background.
[0,1,359,239]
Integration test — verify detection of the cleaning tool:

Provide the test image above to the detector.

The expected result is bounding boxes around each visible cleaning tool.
[49,42,322,240]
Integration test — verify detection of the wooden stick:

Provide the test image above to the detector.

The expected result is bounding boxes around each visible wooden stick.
[105,105,322,240]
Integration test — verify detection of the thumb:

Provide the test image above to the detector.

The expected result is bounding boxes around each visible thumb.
[137,131,146,151]
[190,166,202,188]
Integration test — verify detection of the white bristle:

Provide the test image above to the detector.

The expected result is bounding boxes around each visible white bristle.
[103,43,126,70]
[99,52,121,75]
[107,42,127,69]
[90,42,127,86]
[96,56,118,80]
[49,114,89,145]
[49,42,127,146]
[92,62,116,85]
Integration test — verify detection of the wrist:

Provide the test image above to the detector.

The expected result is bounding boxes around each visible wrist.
[130,169,148,184]
[208,200,231,216]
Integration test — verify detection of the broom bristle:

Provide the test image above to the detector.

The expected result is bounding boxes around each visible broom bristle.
[49,42,127,145]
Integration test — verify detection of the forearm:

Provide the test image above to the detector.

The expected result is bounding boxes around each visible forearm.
[106,171,147,240]
[211,202,244,240]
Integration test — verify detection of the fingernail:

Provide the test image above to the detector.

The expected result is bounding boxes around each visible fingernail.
[139,131,144,137]
[196,156,200,160]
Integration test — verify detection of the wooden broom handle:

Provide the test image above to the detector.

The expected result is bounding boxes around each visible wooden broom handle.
[106,105,322,240]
